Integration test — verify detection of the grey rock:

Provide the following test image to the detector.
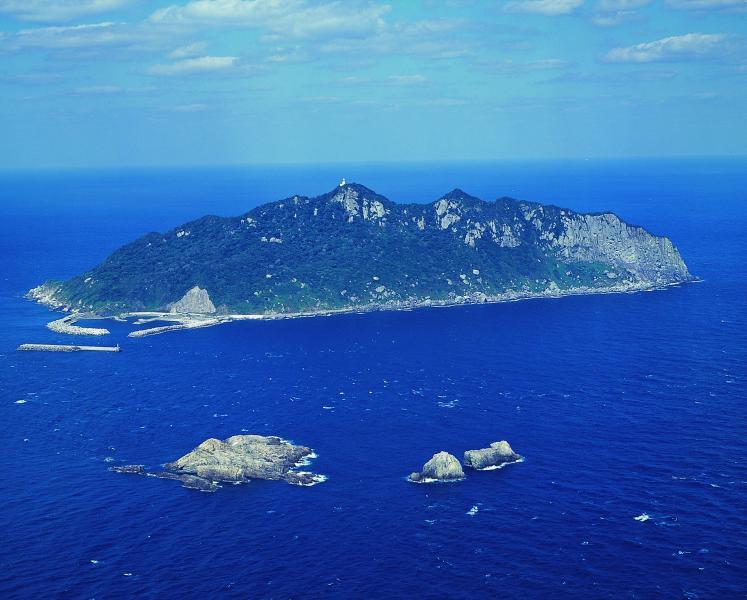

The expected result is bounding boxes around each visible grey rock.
[152,471,219,492]
[409,451,465,483]
[165,435,314,482]
[284,471,327,486]
[169,285,216,314]
[109,434,324,492]
[109,464,145,474]
[464,441,521,470]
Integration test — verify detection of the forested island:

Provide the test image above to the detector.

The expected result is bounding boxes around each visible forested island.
[29,182,692,318]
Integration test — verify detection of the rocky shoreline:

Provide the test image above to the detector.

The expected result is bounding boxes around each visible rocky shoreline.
[30,278,693,339]
[111,434,326,492]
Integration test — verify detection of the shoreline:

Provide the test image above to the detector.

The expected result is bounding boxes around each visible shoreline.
[33,278,695,338]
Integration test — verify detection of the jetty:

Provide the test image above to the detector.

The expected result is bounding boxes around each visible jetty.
[47,314,110,336]
[17,343,120,353]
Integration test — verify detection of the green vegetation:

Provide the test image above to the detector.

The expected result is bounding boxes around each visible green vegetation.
[41,183,689,315]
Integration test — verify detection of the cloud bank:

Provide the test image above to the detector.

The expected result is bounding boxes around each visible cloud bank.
[604,32,734,62]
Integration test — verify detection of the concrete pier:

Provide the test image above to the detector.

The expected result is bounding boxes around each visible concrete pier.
[18,343,120,353]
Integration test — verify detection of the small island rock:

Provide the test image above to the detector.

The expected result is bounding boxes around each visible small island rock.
[463,441,521,470]
[110,434,324,492]
[165,435,312,482]
[409,451,465,483]
[109,464,145,474]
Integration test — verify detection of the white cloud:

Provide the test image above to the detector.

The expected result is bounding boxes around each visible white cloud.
[597,0,650,9]
[1,72,65,85]
[150,0,390,40]
[591,11,639,26]
[667,0,746,9]
[0,21,137,50]
[0,0,137,23]
[480,58,570,72]
[172,102,208,112]
[503,0,584,15]
[387,74,427,85]
[146,55,238,76]
[147,3,484,64]
[169,41,208,59]
[592,0,650,26]
[420,97,468,106]
[604,33,733,63]
[74,84,122,93]
[314,19,475,60]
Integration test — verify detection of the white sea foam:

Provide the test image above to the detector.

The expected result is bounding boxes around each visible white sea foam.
[634,513,650,522]
[295,452,318,467]
[408,476,465,484]
[322,406,334,410]
[288,472,327,486]
[476,457,525,471]
[467,505,479,516]
[14,399,27,404]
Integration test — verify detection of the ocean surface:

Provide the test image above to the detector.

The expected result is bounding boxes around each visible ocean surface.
[1,159,745,598]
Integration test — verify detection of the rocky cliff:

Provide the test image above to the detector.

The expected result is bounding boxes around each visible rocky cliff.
[29,182,692,316]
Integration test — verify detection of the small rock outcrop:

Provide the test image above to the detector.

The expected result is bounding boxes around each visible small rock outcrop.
[109,434,325,492]
[166,435,312,482]
[409,451,465,483]
[110,464,145,474]
[169,285,216,314]
[464,441,521,470]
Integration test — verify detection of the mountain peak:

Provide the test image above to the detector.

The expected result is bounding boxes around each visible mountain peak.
[337,181,378,195]
[441,188,481,203]
[319,182,390,206]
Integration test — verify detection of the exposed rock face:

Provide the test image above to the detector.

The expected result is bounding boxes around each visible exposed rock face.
[538,210,690,283]
[152,471,220,492]
[110,464,145,474]
[169,286,216,314]
[166,435,312,482]
[109,434,324,492]
[464,441,521,470]
[26,283,68,310]
[409,451,465,483]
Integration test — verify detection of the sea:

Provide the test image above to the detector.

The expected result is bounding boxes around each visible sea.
[0,159,745,599]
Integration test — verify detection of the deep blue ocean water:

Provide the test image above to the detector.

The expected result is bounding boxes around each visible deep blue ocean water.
[1,159,745,598]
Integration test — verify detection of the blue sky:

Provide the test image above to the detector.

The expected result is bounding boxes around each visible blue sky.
[0,0,745,168]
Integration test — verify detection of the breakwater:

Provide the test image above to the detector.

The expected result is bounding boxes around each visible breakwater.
[47,315,110,336]
[18,344,120,353]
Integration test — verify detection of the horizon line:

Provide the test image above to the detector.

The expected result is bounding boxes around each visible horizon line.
[1,154,747,174]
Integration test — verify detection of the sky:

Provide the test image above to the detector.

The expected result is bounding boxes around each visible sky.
[0,0,745,168]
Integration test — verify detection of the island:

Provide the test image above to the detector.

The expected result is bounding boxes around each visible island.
[28,182,692,328]
[463,441,522,470]
[110,434,326,492]
[409,451,465,483]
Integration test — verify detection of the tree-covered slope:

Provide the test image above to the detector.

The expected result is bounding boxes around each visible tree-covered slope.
[30,183,692,315]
